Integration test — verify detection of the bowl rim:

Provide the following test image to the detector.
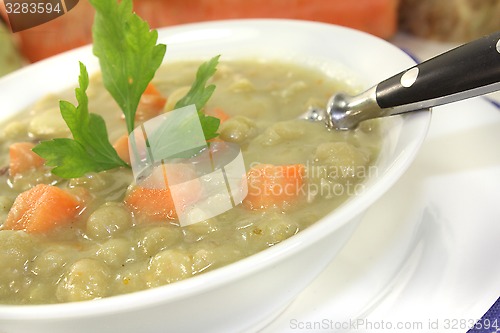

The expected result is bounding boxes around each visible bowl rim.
[0,18,431,318]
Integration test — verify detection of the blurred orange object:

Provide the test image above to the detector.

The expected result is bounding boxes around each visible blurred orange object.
[1,0,398,63]
[0,0,94,62]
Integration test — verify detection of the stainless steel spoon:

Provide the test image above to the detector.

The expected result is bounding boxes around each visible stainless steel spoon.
[302,31,500,130]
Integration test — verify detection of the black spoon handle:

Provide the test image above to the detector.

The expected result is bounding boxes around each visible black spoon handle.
[376,31,500,112]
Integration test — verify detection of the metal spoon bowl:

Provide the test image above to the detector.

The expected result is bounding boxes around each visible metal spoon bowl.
[303,31,500,130]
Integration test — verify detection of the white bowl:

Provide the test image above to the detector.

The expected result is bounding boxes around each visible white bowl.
[0,20,431,333]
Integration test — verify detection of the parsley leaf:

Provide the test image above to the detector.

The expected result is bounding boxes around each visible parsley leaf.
[198,112,220,141]
[175,55,220,111]
[32,0,222,179]
[89,0,167,134]
[142,56,221,162]
[175,55,221,141]
[33,63,129,178]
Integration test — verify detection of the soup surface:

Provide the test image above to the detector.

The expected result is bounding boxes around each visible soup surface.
[0,59,381,304]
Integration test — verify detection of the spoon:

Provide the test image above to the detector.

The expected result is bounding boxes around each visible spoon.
[302,31,500,130]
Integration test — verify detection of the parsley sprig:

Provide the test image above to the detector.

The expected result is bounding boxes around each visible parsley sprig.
[175,55,221,141]
[33,0,221,179]
[32,63,129,178]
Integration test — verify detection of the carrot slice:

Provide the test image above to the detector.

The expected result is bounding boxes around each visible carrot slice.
[207,107,230,124]
[143,82,162,96]
[113,134,130,164]
[124,164,202,221]
[243,164,305,210]
[206,108,230,143]
[136,83,167,122]
[9,142,45,177]
[125,187,177,221]
[2,184,82,233]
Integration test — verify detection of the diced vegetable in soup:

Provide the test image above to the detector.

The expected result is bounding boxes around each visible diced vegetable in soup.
[0,60,381,304]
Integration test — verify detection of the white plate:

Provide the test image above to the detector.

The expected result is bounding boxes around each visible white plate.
[261,96,500,333]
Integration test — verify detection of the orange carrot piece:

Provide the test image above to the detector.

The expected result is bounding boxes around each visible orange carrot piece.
[136,83,167,122]
[113,134,130,164]
[124,164,202,221]
[9,142,45,177]
[143,82,162,96]
[206,108,230,143]
[207,107,230,124]
[125,187,177,221]
[243,164,305,210]
[2,184,82,233]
